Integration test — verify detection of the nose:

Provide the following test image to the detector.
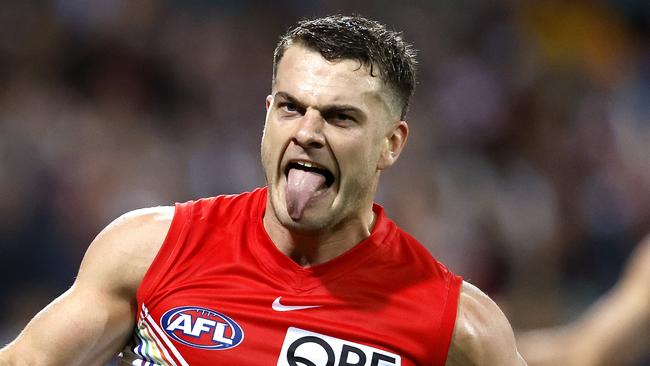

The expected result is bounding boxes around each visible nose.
[294,108,325,149]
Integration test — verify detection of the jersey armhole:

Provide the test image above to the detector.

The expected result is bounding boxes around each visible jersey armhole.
[136,201,194,305]
[438,273,463,365]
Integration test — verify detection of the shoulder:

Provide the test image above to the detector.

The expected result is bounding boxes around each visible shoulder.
[75,206,175,295]
[446,281,526,366]
[93,206,174,254]
[99,206,174,241]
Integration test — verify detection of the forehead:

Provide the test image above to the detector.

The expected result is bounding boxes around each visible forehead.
[274,45,394,114]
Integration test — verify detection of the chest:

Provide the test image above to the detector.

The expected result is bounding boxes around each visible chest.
[134,261,441,366]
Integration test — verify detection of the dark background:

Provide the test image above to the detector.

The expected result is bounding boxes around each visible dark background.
[1,0,649,364]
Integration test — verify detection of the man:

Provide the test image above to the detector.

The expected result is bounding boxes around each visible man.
[518,235,650,366]
[0,15,526,365]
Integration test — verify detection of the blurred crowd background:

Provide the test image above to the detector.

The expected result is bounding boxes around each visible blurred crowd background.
[1,0,649,364]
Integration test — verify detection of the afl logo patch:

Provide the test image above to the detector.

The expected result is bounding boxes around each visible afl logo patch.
[160,306,244,350]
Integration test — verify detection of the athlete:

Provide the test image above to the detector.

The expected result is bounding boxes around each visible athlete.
[518,234,650,366]
[0,15,526,365]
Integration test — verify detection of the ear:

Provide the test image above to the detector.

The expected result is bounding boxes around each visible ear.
[265,94,273,111]
[378,121,409,170]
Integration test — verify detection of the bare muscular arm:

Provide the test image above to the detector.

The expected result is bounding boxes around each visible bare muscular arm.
[0,207,173,366]
[446,281,527,366]
[518,236,650,366]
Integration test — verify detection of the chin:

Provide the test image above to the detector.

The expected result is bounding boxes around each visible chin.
[281,212,333,233]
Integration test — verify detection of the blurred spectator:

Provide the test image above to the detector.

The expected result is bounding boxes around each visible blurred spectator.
[0,1,648,364]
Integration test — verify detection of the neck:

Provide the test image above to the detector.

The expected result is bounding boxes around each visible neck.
[263,205,376,267]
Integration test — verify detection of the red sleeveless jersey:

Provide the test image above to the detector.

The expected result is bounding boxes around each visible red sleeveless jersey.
[119,187,462,366]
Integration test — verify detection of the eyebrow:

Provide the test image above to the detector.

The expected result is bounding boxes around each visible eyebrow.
[273,91,366,118]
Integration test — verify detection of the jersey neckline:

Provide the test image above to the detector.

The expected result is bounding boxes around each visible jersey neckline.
[250,187,397,292]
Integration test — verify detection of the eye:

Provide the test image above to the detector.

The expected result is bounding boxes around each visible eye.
[336,113,354,122]
[279,102,300,114]
[327,112,357,127]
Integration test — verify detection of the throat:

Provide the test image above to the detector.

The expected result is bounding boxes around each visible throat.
[283,237,352,267]
[288,250,319,268]
[263,205,377,268]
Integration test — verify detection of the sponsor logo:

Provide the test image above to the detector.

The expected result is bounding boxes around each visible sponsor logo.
[277,327,401,366]
[272,297,322,312]
[160,306,244,350]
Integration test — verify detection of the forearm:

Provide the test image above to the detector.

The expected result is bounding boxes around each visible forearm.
[567,288,649,365]
[521,287,648,366]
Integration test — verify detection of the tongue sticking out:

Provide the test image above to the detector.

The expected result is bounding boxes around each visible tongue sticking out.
[285,168,327,220]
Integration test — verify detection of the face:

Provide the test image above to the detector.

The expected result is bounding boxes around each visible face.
[261,44,408,232]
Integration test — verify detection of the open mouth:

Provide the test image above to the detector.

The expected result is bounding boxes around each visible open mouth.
[284,161,335,187]
[282,160,335,220]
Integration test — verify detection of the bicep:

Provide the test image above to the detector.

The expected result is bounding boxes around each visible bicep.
[0,207,172,366]
[446,282,526,366]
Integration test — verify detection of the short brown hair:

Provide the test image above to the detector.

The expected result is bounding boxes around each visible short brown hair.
[273,15,417,119]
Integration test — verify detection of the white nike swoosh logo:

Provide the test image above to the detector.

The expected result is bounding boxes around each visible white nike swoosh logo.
[272,297,322,312]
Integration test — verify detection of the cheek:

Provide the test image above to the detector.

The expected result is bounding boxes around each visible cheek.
[263,118,289,144]
[357,135,384,163]
[260,127,277,169]
[261,121,290,171]
[337,140,377,176]
[261,120,279,148]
